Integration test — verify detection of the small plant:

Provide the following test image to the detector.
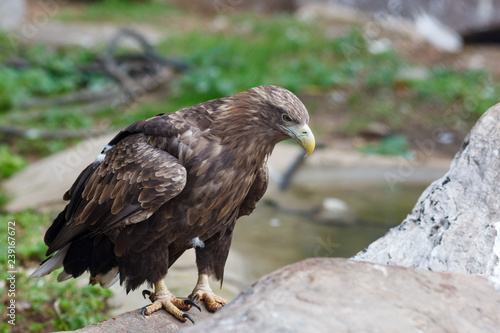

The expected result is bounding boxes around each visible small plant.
[0,211,113,332]
[57,0,182,23]
[0,211,51,267]
[406,67,499,116]
[358,135,411,157]
[0,145,28,180]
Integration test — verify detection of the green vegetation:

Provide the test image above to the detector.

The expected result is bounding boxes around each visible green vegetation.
[0,44,106,111]
[0,211,113,332]
[0,145,28,180]
[0,272,112,332]
[160,24,405,111]
[57,0,183,23]
[358,135,411,156]
[0,42,113,157]
[408,67,500,116]
[1,2,500,331]
[2,9,499,160]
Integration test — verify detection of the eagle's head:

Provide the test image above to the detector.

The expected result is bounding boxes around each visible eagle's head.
[250,85,314,156]
[242,85,315,156]
[214,85,315,157]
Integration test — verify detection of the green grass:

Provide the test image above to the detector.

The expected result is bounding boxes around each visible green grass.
[358,135,411,157]
[407,67,500,116]
[159,20,406,111]
[0,44,105,111]
[1,7,499,163]
[0,44,106,112]
[0,145,28,181]
[57,0,183,23]
[0,211,113,332]
[0,271,112,332]
[0,43,114,157]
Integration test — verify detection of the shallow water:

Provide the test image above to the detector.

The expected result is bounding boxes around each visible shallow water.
[231,182,428,279]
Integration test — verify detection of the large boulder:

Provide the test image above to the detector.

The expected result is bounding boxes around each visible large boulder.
[75,258,500,333]
[353,103,500,278]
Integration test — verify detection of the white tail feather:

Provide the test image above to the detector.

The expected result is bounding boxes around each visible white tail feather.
[30,245,70,279]
[57,270,73,282]
[94,267,120,288]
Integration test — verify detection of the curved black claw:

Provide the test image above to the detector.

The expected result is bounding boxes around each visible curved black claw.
[183,298,201,312]
[141,307,149,318]
[142,290,151,299]
[182,313,195,324]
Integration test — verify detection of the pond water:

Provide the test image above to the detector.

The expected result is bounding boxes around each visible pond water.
[231,182,429,279]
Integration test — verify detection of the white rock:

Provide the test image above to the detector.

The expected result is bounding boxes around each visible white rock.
[0,0,25,31]
[353,103,500,279]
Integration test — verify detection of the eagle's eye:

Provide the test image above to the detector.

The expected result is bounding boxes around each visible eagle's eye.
[281,114,293,123]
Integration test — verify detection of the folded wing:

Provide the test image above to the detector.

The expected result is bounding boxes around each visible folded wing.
[45,133,187,255]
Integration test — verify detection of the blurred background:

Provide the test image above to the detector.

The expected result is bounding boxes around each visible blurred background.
[1,0,499,331]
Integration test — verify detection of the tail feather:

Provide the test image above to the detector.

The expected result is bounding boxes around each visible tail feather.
[57,270,73,282]
[90,267,120,288]
[30,245,70,279]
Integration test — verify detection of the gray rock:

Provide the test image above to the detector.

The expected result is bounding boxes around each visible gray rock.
[2,134,115,212]
[14,22,163,48]
[70,258,500,333]
[0,0,25,31]
[353,103,500,278]
[181,258,500,333]
[69,301,215,333]
[298,0,500,36]
[315,197,356,224]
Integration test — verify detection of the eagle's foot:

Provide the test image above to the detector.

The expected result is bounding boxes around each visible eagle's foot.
[189,290,228,312]
[141,281,194,323]
[189,274,229,312]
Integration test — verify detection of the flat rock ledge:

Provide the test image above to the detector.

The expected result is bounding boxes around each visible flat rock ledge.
[68,302,213,333]
[73,258,500,333]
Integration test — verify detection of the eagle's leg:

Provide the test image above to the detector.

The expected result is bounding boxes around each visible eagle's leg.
[188,273,229,312]
[141,280,194,323]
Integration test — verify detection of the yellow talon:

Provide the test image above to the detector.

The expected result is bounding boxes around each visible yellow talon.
[141,280,193,323]
[189,274,229,312]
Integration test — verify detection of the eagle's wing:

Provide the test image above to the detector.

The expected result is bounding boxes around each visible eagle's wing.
[45,133,187,254]
[238,161,269,218]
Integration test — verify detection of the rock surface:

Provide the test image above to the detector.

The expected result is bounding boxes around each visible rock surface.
[354,103,500,278]
[12,22,163,48]
[299,0,500,36]
[74,258,500,333]
[0,0,25,31]
[3,134,115,212]
[69,301,214,333]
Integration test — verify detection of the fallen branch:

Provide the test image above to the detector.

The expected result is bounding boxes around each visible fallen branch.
[4,28,188,138]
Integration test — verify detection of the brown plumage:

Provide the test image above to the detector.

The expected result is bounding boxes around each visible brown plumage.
[30,85,315,321]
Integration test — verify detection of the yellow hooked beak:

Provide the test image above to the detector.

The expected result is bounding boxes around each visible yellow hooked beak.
[287,123,315,157]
